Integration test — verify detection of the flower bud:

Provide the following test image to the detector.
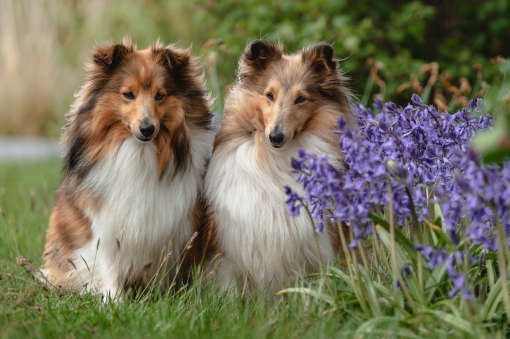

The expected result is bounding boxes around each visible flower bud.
[386,160,409,184]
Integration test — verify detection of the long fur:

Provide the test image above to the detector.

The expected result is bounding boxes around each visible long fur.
[203,41,353,292]
[42,40,214,298]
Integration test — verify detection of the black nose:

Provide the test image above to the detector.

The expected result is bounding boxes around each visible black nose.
[269,128,285,148]
[139,122,155,138]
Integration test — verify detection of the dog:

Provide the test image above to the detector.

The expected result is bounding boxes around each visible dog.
[42,40,214,299]
[203,40,354,292]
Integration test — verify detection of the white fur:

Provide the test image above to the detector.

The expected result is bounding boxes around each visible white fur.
[205,133,342,292]
[69,128,213,298]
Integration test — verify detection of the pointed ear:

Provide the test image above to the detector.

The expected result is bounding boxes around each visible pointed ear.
[153,45,190,73]
[92,43,131,70]
[302,43,337,73]
[241,40,282,70]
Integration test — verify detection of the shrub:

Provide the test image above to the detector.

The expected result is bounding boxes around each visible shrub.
[1,0,509,146]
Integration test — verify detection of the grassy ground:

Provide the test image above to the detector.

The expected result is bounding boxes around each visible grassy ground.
[0,160,359,339]
[2,160,505,338]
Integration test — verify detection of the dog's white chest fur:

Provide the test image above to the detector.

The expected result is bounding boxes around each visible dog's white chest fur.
[206,134,341,291]
[72,133,211,297]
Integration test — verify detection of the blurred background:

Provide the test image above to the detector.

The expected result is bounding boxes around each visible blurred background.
[0,0,509,162]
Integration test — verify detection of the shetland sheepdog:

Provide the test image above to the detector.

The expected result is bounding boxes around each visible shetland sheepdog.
[42,40,214,299]
[203,40,353,292]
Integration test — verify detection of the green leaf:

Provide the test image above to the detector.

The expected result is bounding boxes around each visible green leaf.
[425,310,473,334]
[358,265,382,316]
[369,212,418,262]
[355,316,421,339]
[275,287,335,306]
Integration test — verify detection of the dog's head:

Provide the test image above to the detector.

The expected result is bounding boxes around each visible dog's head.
[237,40,350,148]
[64,40,211,177]
[88,41,201,143]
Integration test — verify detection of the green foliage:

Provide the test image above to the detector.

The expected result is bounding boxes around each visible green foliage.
[2,0,509,155]
[278,204,510,337]
[473,58,510,163]
[186,0,508,103]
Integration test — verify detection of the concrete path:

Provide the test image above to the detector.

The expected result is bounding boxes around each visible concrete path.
[0,137,61,162]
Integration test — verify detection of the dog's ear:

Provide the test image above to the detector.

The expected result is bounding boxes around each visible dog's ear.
[153,45,190,74]
[92,43,131,71]
[302,43,337,73]
[241,40,282,71]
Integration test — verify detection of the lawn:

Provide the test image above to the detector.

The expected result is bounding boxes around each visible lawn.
[0,159,506,339]
[0,160,359,339]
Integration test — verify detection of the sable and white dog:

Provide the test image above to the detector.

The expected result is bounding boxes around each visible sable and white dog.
[42,40,214,298]
[203,40,354,292]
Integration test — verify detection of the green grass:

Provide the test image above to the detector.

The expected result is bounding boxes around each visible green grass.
[0,160,354,338]
[0,160,506,338]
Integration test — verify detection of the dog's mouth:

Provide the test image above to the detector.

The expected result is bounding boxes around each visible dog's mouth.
[135,134,153,143]
[270,140,286,149]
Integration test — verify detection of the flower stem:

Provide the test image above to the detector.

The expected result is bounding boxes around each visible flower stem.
[338,222,369,313]
[300,202,334,296]
[404,186,421,237]
[414,232,424,296]
[358,240,370,271]
[388,179,417,313]
[493,206,510,320]
[348,225,373,314]
[373,229,391,280]
[371,233,382,283]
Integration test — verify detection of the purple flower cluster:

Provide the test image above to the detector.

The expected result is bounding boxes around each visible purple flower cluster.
[414,245,474,299]
[285,95,501,298]
[434,149,510,251]
[416,148,510,298]
[287,95,490,242]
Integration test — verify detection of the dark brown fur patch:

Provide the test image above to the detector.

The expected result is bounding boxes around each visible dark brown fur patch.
[46,189,92,255]
[181,195,219,274]
[240,40,283,77]
[43,186,93,287]
[93,44,132,70]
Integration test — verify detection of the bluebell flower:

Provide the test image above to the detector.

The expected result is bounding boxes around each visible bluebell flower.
[284,186,303,217]
[283,95,504,299]
[411,93,423,106]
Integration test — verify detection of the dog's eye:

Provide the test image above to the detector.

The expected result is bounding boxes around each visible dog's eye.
[155,92,165,101]
[123,91,135,100]
[266,92,274,101]
[294,96,306,104]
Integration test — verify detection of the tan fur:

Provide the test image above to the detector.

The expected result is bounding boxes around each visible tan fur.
[203,41,353,291]
[213,41,353,170]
